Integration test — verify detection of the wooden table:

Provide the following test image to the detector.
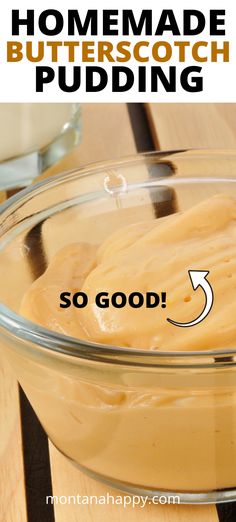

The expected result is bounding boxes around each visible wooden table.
[1,103,236,522]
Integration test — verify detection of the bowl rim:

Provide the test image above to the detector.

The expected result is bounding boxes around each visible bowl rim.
[1,148,236,368]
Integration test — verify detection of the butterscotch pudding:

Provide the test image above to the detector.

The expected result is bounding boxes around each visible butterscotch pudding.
[1,153,236,502]
[21,194,236,351]
[19,194,236,493]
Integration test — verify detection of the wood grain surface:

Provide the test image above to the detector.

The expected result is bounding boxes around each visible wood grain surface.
[146,103,236,150]
[2,102,236,522]
[0,357,27,522]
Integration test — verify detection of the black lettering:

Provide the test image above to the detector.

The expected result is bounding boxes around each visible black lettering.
[12,9,34,36]
[151,66,176,92]
[73,292,88,308]
[155,10,180,36]
[123,10,152,35]
[60,292,71,308]
[112,67,134,92]
[58,66,81,92]
[129,292,144,308]
[112,292,126,308]
[146,292,160,308]
[103,10,119,35]
[210,10,225,35]
[36,66,55,92]
[68,10,97,35]
[38,10,64,36]
[184,10,205,35]
[181,66,203,92]
[96,292,109,308]
[138,67,146,92]
[86,66,108,91]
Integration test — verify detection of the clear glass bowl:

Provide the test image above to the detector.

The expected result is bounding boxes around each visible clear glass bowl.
[0,149,236,504]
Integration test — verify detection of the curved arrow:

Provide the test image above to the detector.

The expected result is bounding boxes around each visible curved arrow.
[167,270,214,328]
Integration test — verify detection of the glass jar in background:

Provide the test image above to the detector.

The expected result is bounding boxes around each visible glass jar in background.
[0,103,81,191]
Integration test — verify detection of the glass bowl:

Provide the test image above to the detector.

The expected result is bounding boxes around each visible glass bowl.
[0,149,236,504]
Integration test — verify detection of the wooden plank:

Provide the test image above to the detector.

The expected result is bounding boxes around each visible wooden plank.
[0,153,28,522]
[46,103,219,522]
[0,357,27,522]
[146,104,236,211]
[146,103,236,150]
[49,444,216,522]
[0,197,29,522]
[145,101,236,522]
